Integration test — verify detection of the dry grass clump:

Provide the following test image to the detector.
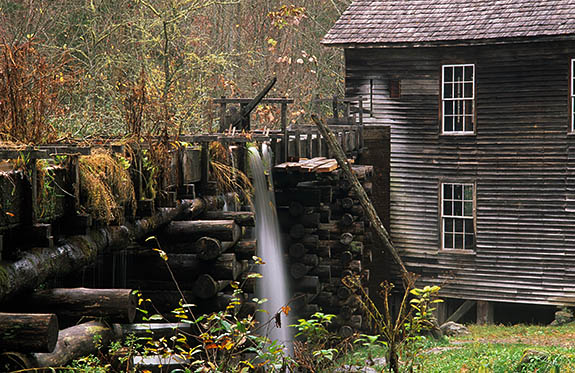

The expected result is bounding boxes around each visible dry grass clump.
[78,151,136,224]
[209,141,253,204]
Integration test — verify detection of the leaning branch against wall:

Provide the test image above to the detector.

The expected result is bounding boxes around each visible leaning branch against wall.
[311,114,408,276]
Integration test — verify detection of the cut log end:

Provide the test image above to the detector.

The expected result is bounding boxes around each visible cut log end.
[0,312,59,353]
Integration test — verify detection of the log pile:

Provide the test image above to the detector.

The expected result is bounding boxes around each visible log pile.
[274,158,374,335]
[125,207,257,320]
[0,193,256,369]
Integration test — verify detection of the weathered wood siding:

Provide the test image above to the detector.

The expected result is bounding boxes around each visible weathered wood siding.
[345,41,575,306]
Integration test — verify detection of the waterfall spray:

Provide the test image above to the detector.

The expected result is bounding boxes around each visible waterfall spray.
[248,144,292,351]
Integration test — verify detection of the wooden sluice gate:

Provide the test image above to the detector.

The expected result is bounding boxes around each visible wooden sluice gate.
[0,94,371,369]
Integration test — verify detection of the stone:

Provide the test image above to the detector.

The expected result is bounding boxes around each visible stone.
[518,349,549,368]
[439,321,470,337]
[554,309,574,325]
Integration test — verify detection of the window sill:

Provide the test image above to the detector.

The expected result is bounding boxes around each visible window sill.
[439,132,476,137]
[439,249,476,255]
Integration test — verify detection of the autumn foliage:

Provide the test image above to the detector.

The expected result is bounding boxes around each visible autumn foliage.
[0,39,70,144]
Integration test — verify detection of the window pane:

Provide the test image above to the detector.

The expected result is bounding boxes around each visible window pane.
[454,66,463,82]
[464,65,473,81]
[464,185,473,200]
[444,201,452,216]
[464,201,473,216]
[464,83,473,98]
[464,116,474,132]
[455,116,463,132]
[465,219,474,234]
[445,218,454,233]
[445,101,454,115]
[465,233,474,250]
[454,101,463,116]
[445,233,453,248]
[443,83,452,99]
[454,185,463,200]
[454,201,462,216]
[455,233,463,249]
[444,184,452,199]
[444,116,453,132]
[455,218,463,233]
[454,82,464,98]
[444,66,453,82]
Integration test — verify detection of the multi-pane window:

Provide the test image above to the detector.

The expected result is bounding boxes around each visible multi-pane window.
[572,59,575,131]
[442,183,475,250]
[442,64,475,133]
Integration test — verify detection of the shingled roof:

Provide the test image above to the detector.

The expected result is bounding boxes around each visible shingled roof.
[323,0,575,47]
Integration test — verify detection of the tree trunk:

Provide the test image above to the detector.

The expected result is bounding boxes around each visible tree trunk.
[31,321,113,369]
[0,313,58,353]
[201,211,255,226]
[192,274,229,299]
[195,237,223,260]
[289,263,311,280]
[161,220,241,243]
[15,288,137,323]
[234,239,257,259]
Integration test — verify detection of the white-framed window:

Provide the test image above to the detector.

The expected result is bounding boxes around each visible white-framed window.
[441,183,475,250]
[571,59,575,131]
[442,64,475,133]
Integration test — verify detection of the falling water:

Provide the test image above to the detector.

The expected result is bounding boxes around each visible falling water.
[248,144,292,351]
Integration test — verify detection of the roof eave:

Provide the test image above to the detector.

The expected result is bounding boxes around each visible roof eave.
[321,34,575,49]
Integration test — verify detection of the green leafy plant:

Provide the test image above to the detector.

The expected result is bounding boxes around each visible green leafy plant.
[290,312,347,372]
[343,273,442,373]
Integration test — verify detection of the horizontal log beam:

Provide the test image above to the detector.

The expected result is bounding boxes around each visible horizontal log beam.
[0,195,225,303]
[10,288,137,323]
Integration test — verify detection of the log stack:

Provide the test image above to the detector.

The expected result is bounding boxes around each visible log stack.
[274,158,373,335]
[125,208,258,320]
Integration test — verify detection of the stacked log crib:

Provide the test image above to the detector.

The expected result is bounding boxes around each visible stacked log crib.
[273,158,374,336]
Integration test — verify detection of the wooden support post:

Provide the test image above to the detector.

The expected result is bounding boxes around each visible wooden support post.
[240,102,250,130]
[311,115,408,276]
[219,96,227,133]
[281,101,288,163]
[446,300,476,323]
[200,141,209,191]
[435,300,448,325]
[476,300,494,325]
[345,102,351,124]
[332,95,339,120]
[295,127,301,160]
[30,158,38,223]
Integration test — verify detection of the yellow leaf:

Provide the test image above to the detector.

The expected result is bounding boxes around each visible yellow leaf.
[153,248,168,261]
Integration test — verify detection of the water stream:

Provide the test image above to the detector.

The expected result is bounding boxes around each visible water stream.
[248,144,293,351]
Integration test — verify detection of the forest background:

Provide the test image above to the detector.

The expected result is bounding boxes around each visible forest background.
[0,0,351,141]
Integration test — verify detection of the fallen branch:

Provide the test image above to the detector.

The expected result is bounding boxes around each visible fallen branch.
[311,114,408,276]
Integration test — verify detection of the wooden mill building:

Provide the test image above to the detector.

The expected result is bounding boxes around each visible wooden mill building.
[324,0,575,320]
